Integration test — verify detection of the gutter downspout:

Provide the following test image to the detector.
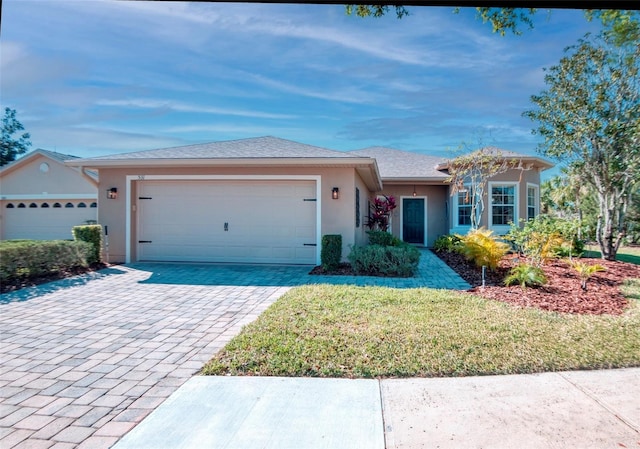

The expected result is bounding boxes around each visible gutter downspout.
[78,167,99,188]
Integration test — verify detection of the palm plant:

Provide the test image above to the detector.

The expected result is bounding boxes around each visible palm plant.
[568,260,606,291]
[504,263,548,289]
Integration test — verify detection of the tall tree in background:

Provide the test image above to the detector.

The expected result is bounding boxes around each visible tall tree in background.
[524,33,640,260]
[540,169,598,241]
[1,108,32,166]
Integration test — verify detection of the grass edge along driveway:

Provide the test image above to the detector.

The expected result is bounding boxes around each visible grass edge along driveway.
[202,281,640,378]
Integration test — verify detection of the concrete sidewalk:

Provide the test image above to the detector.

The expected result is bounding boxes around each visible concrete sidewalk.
[114,368,639,449]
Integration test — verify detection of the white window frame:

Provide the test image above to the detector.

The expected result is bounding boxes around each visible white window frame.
[450,185,472,234]
[488,182,518,235]
[526,183,539,221]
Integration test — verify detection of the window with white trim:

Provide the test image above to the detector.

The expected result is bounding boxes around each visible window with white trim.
[457,189,472,226]
[491,184,516,226]
[527,184,538,220]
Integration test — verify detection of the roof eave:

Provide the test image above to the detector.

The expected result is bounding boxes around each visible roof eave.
[65,157,374,168]
[0,149,64,176]
[381,177,450,184]
[65,157,384,192]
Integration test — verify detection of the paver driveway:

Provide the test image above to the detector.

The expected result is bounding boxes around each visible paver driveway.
[0,250,469,449]
[0,265,290,449]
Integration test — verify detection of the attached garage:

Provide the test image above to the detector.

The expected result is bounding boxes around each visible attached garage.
[66,136,383,265]
[136,179,318,264]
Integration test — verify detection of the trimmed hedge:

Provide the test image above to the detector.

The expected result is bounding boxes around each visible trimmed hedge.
[72,224,103,264]
[0,240,93,284]
[348,244,420,277]
[321,234,342,271]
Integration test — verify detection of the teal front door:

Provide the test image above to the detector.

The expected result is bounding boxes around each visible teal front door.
[402,198,425,245]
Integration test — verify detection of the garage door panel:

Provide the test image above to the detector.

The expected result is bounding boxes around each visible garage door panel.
[137,180,317,264]
[2,203,97,240]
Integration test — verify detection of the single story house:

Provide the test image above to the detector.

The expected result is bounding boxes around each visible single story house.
[0,149,99,240]
[65,136,553,265]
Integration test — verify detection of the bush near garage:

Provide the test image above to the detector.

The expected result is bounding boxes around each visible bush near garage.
[321,234,342,271]
[0,240,93,287]
[72,224,103,264]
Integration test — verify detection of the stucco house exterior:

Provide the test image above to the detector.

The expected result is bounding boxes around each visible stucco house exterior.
[0,149,98,240]
[65,136,553,265]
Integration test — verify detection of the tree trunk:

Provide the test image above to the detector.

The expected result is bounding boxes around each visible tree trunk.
[597,190,619,261]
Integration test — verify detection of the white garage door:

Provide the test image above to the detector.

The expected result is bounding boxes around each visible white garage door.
[1,201,97,240]
[137,180,317,264]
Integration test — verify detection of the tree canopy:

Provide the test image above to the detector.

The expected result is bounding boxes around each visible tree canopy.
[524,33,640,260]
[346,5,639,42]
[1,108,32,167]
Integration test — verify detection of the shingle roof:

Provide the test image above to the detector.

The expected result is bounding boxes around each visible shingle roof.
[350,147,449,180]
[35,149,81,163]
[0,148,89,175]
[83,136,364,161]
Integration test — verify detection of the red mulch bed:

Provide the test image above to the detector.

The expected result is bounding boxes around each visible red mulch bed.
[435,251,640,315]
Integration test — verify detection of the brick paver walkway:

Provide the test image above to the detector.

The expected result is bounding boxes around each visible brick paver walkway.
[0,249,469,449]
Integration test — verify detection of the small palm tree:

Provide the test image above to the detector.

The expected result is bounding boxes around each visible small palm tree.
[568,260,606,291]
[504,264,547,289]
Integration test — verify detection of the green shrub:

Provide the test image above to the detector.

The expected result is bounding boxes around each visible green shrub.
[433,234,461,253]
[457,227,510,271]
[504,264,548,289]
[366,230,402,247]
[0,240,92,284]
[348,244,420,277]
[507,216,583,262]
[72,224,103,264]
[321,234,342,271]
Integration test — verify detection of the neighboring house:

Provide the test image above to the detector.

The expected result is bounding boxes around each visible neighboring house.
[65,136,553,265]
[0,149,99,240]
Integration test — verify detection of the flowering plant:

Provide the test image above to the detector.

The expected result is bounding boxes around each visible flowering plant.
[367,195,397,231]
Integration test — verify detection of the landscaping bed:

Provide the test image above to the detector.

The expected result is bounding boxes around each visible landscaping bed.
[0,262,107,294]
[436,250,639,315]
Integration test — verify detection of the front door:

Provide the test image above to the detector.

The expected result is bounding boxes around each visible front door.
[402,198,425,245]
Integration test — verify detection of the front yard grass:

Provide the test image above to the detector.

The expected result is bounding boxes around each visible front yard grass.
[202,284,640,378]
[585,244,640,265]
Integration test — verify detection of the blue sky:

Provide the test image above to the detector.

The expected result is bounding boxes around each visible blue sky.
[1,1,602,175]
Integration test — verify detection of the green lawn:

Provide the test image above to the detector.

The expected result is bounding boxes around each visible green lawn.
[584,245,640,265]
[202,283,640,378]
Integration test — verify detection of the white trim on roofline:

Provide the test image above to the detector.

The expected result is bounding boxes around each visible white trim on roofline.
[0,194,98,200]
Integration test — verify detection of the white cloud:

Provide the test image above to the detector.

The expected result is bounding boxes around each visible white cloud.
[30,124,189,157]
[246,74,383,105]
[95,99,297,120]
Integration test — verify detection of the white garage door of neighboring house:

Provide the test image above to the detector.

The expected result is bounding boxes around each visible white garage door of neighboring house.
[137,180,317,264]
[1,201,97,240]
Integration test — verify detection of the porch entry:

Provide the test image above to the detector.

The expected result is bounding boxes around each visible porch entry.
[402,197,425,245]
